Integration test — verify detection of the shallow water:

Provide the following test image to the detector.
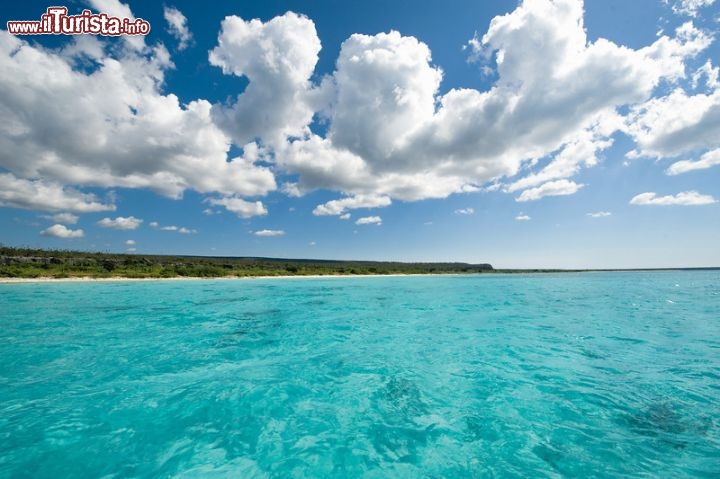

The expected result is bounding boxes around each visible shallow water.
[1,272,719,477]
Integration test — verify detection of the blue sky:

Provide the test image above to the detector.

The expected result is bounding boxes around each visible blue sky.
[1,0,719,268]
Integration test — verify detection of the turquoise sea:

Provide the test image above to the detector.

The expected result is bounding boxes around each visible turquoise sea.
[1,272,719,478]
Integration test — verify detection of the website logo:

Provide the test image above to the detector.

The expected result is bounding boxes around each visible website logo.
[7,7,151,36]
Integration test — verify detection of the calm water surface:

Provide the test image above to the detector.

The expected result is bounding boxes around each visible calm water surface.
[1,272,719,477]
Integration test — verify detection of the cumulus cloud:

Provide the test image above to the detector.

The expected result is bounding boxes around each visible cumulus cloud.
[40,224,84,238]
[125,239,136,245]
[516,180,584,202]
[2,0,717,222]
[625,87,720,160]
[587,211,612,218]
[42,212,79,224]
[254,229,285,236]
[0,173,115,212]
[620,25,720,190]
[339,213,351,220]
[0,12,275,211]
[313,195,391,216]
[205,196,268,218]
[164,6,193,51]
[454,208,475,215]
[515,214,531,221]
[355,216,382,225]
[325,31,442,166]
[666,148,720,175]
[209,12,323,148]
[273,0,709,204]
[97,216,143,230]
[630,191,717,205]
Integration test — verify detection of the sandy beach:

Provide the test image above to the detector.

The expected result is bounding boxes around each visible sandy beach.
[0,273,438,284]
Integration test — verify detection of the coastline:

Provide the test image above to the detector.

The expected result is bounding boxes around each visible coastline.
[0,273,455,284]
[2,269,711,284]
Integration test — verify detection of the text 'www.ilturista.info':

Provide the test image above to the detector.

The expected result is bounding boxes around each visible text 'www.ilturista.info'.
[6,7,150,36]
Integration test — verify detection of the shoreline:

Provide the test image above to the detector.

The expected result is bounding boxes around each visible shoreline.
[1,268,715,284]
[0,273,461,284]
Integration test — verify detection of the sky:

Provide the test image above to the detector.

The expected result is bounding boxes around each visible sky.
[1,0,719,269]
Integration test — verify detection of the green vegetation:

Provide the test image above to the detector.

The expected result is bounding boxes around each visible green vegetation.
[0,246,494,279]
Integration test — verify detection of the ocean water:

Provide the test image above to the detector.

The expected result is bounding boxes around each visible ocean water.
[1,272,719,478]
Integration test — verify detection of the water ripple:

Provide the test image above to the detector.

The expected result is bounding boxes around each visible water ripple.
[1,271,719,477]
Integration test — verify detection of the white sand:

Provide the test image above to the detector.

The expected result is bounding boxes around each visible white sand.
[0,273,437,284]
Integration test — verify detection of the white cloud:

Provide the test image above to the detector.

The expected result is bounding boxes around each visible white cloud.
[205,196,268,218]
[339,213,351,220]
[87,0,144,50]
[313,195,391,216]
[281,182,303,198]
[325,30,442,166]
[630,190,717,205]
[164,6,193,51]
[87,0,135,26]
[209,12,322,149]
[274,0,709,204]
[463,34,485,64]
[355,216,382,225]
[0,173,115,212]
[254,229,285,236]
[42,212,79,224]
[125,239,136,245]
[587,211,612,218]
[692,60,719,90]
[150,222,197,233]
[516,180,584,202]
[0,25,274,211]
[515,214,531,221]
[454,208,475,215]
[126,247,137,252]
[97,216,143,230]
[2,0,717,220]
[666,148,720,175]
[506,126,615,193]
[672,0,716,17]
[625,87,720,160]
[40,224,84,238]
